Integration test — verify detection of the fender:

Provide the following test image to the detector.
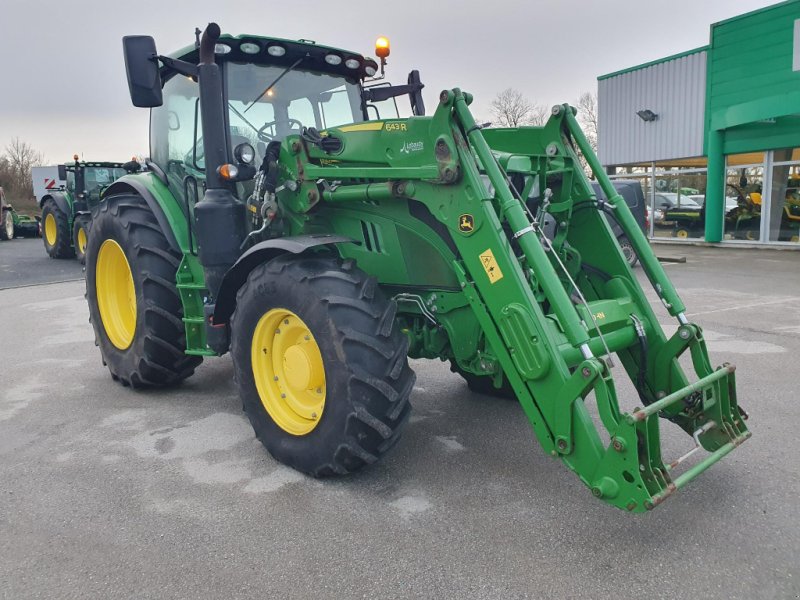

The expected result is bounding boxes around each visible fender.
[212,234,356,325]
[103,178,181,253]
[40,192,71,217]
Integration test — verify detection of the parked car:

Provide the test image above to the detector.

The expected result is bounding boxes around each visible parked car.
[591,180,646,267]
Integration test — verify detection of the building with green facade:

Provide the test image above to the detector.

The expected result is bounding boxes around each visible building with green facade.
[597,0,800,246]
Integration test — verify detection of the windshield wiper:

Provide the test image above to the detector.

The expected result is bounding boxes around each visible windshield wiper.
[244,57,304,113]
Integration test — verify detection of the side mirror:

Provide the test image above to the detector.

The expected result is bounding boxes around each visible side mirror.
[122,35,163,107]
[57,164,67,180]
[408,70,425,116]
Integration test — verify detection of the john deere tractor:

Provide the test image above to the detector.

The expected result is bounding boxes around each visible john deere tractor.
[40,158,137,261]
[85,23,749,512]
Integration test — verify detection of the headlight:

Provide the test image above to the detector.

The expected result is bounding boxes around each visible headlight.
[325,54,342,65]
[240,42,260,54]
[234,143,256,165]
[214,43,232,55]
[267,44,286,57]
[345,58,360,70]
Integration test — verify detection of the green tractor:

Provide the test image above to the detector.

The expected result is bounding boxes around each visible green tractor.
[86,23,749,512]
[40,158,137,261]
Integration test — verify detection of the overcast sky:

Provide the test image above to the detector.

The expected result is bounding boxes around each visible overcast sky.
[0,0,779,163]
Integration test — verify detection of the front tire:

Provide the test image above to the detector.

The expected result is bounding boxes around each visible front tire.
[85,194,201,388]
[230,255,415,476]
[617,235,638,267]
[42,199,74,258]
[73,216,90,264]
[450,362,515,399]
[673,227,690,239]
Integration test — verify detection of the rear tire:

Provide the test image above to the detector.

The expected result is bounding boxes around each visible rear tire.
[230,255,414,476]
[42,199,74,258]
[85,194,201,388]
[73,216,90,264]
[0,210,13,241]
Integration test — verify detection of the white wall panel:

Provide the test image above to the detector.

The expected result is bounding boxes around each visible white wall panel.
[598,50,707,166]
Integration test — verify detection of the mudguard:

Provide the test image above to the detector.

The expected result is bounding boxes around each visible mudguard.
[103,178,181,253]
[212,234,356,325]
[40,191,71,217]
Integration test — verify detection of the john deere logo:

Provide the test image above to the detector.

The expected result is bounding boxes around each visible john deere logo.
[459,214,475,233]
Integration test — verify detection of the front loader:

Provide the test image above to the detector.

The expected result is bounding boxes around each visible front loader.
[85,23,749,512]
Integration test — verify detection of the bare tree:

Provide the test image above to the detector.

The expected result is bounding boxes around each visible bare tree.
[2,138,44,202]
[576,91,598,153]
[490,88,548,127]
[529,104,550,127]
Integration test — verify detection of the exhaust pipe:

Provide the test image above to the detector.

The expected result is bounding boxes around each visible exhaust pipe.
[193,22,246,300]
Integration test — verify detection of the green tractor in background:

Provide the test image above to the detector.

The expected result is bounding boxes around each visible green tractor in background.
[84,23,750,512]
[40,158,137,261]
[1,186,41,241]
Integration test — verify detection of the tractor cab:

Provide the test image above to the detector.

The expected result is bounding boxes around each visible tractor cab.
[58,160,131,210]
[135,32,425,205]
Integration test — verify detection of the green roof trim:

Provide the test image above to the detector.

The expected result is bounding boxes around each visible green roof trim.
[597,46,709,81]
[709,0,798,29]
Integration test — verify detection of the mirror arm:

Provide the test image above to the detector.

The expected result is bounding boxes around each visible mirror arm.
[362,83,423,103]
[158,55,198,79]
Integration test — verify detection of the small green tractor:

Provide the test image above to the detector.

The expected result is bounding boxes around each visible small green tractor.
[0,186,40,241]
[40,158,137,261]
[85,23,749,512]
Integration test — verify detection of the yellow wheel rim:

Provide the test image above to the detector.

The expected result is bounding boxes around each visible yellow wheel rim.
[77,226,87,254]
[251,308,326,436]
[96,239,137,350]
[675,229,689,239]
[44,213,57,246]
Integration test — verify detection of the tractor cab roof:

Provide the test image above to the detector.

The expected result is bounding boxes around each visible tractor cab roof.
[64,161,127,171]
[167,34,379,83]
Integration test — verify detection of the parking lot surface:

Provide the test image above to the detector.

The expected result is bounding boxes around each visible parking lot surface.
[0,238,84,290]
[1,242,799,599]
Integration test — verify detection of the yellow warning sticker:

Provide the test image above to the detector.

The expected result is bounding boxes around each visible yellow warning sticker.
[479,248,504,284]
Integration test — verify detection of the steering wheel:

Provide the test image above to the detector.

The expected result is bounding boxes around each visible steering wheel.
[258,119,304,142]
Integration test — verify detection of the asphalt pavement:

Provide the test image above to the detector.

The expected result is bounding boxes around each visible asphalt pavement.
[1,242,799,599]
[0,238,84,289]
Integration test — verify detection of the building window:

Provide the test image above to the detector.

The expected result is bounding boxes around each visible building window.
[652,170,707,240]
[724,158,764,242]
[767,147,800,243]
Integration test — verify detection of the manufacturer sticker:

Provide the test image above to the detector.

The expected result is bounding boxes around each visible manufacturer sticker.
[479,248,504,284]
[400,140,424,154]
[458,214,475,233]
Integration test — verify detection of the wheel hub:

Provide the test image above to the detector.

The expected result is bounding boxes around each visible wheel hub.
[95,239,137,350]
[77,226,87,254]
[251,309,326,436]
[44,213,57,246]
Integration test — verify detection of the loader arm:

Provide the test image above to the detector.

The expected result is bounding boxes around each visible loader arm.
[262,88,749,512]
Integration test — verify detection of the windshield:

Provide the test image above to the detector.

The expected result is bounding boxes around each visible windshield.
[84,167,126,195]
[226,62,364,155]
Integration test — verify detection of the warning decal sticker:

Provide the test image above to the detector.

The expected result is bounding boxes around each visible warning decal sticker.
[479,248,504,284]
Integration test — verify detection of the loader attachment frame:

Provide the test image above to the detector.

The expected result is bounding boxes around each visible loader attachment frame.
[447,91,750,511]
